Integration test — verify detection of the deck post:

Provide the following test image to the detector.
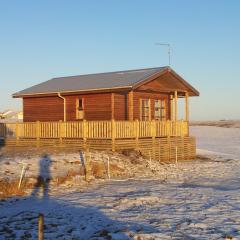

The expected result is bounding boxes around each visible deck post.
[174,90,178,121]
[83,120,87,149]
[170,95,173,121]
[36,121,40,147]
[59,120,63,144]
[111,119,116,151]
[174,90,178,136]
[185,92,189,136]
[134,119,139,150]
[185,92,189,122]
[151,120,156,160]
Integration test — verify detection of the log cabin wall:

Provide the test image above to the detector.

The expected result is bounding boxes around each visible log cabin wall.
[23,93,113,122]
[65,93,112,121]
[132,91,170,120]
[113,92,127,120]
[23,91,171,122]
[23,96,64,122]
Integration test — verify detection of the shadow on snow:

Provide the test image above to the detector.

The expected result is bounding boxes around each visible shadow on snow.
[0,154,157,240]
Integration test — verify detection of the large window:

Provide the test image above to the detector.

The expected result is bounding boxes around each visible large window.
[140,99,150,120]
[154,99,166,120]
[76,98,84,120]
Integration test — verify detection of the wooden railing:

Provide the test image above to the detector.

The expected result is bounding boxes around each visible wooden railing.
[0,120,189,140]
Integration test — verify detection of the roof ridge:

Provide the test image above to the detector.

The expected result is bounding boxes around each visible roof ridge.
[51,66,169,80]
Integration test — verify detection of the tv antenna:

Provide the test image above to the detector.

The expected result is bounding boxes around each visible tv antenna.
[155,43,171,66]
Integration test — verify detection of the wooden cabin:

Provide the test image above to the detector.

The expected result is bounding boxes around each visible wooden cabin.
[3,67,200,161]
[13,67,199,122]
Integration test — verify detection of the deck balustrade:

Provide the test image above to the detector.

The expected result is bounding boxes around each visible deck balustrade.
[0,120,188,140]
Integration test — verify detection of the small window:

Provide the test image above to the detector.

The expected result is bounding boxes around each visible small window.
[140,99,150,120]
[77,99,83,111]
[154,99,166,121]
[76,98,84,120]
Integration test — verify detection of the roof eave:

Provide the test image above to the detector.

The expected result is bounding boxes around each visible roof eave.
[12,85,133,98]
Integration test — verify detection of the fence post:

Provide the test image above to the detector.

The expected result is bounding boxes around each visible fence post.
[135,119,139,150]
[36,121,40,147]
[84,147,91,182]
[111,119,116,151]
[38,213,44,240]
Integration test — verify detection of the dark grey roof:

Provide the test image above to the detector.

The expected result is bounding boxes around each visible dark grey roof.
[13,67,168,97]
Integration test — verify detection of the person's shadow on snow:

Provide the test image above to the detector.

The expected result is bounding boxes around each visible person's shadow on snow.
[31,154,52,199]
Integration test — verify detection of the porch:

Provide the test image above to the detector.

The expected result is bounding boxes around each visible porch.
[0,120,195,162]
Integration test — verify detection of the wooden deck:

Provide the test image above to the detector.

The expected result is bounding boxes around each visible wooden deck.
[0,120,195,162]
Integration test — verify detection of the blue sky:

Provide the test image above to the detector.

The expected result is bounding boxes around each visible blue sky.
[0,0,239,120]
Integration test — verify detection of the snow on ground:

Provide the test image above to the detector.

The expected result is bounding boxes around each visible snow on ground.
[190,126,240,159]
[0,126,240,239]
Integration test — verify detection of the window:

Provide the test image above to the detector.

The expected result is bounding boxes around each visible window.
[154,99,166,120]
[76,98,84,120]
[140,99,150,120]
[77,99,83,111]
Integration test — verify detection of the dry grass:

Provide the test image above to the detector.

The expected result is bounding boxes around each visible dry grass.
[90,161,124,178]
[54,169,84,185]
[0,179,29,199]
[196,155,213,161]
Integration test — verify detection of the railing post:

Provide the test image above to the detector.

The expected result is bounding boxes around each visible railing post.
[83,120,87,149]
[151,120,156,139]
[111,119,116,151]
[36,121,40,147]
[174,120,177,137]
[135,119,139,150]
[181,120,184,136]
[16,122,19,145]
[166,120,170,137]
[151,120,156,160]
[59,120,63,145]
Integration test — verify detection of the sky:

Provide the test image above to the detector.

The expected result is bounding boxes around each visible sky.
[0,0,239,120]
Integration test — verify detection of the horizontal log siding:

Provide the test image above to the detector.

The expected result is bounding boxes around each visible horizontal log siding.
[66,93,112,121]
[23,96,64,122]
[113,92,127,120]
[133,91,170,120]
[23,91,170,122]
